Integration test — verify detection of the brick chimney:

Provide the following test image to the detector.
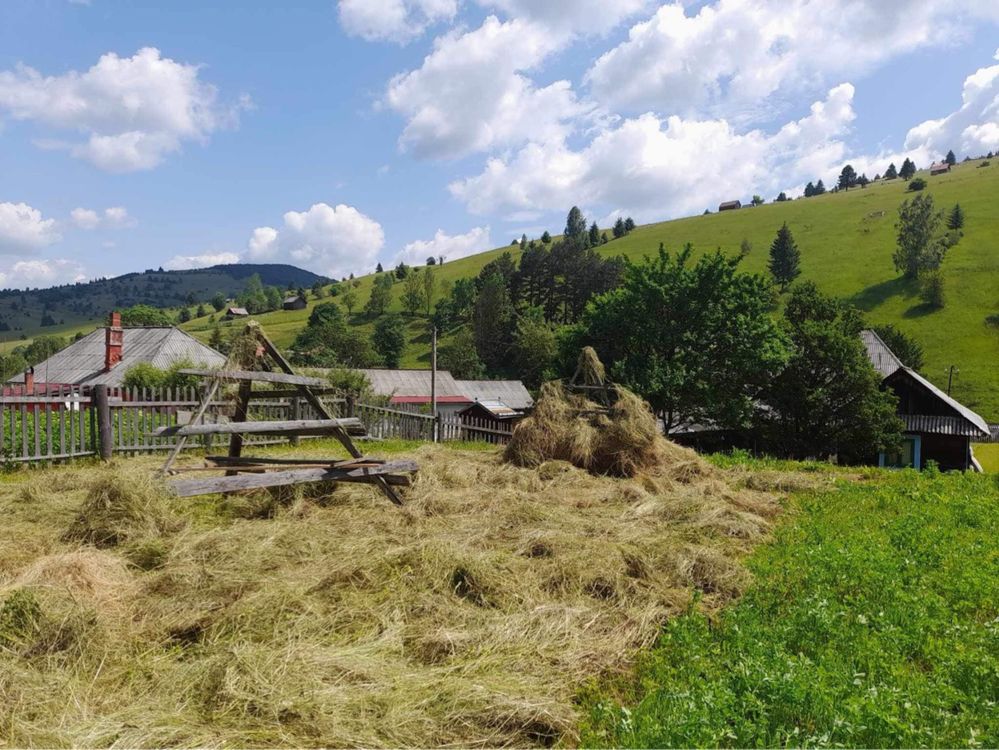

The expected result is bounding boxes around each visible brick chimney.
[24,366,34,395]
[105,311,124,371]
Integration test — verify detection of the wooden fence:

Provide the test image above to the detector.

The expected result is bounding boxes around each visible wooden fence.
[0,385,515,465]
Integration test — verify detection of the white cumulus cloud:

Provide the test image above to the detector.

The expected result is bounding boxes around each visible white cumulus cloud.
[0,259,86,289]
[451,83,857,221]
[338,0,457,43]
[163,252,241,270]
[70,205,134,229]
[394,226,492,266]
[384,16,584,159]
[0,202,62,253]
[477,0,651,34]
[0,47,249,172]
[585,0,999,120]
[247,203,385,279]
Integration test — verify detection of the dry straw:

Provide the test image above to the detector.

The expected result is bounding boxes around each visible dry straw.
[0,437,783,747]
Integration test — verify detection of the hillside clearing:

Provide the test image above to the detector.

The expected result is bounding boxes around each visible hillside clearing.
[0,441,785,747]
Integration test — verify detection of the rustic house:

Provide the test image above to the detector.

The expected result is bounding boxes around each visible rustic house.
[353,368,473,418]
[455,380,534,438]
[282,295,307,311]
[5,312,226,391]
[718,200,742,211]
[861,329,989,471]
[225,306,249,318]
[929,162,951,176]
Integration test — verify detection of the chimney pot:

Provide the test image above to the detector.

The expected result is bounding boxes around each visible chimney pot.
[24,366,34,396]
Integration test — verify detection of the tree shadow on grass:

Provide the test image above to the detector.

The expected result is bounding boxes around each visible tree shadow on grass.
[903,302,939,319]
[847,276,918,312]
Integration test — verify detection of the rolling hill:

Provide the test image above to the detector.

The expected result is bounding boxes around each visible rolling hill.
[0,263,326,343]
[180,158,999,420]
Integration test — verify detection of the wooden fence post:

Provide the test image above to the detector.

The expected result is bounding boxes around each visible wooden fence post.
[93,384,113,460]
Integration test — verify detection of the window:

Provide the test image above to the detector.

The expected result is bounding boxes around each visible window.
[880,435,921,469]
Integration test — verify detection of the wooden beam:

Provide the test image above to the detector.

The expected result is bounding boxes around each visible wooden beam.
[248,388,342,400]
[152,417,364,437]
[167,460,418,497]
[178,368,327,387]
[160,378,220,475]
[205,455,384,467]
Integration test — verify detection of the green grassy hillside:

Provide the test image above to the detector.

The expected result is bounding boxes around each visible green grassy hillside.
[180,158,999,419]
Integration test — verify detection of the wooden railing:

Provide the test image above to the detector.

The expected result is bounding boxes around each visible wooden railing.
[0,386,516,465]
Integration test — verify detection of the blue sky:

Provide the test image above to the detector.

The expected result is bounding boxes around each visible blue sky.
[1,0,997,288]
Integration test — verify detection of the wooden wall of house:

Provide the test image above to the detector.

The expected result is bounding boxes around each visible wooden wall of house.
[918,432,970,471]
[888,375,960,418]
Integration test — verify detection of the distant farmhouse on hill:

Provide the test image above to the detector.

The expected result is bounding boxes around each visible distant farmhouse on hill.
[718,200,742,211]
[283,295,307,311]
[930,162,951,176]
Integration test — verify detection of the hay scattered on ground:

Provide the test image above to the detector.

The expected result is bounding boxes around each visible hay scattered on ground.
[0,446,781,747]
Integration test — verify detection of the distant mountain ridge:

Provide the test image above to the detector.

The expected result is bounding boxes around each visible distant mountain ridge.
[0,263,326,338]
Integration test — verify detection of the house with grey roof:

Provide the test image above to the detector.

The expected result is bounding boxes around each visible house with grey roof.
[861,329,989,471]
[7,312,225,390]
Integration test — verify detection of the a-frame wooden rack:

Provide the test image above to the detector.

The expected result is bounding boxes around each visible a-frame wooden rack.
[154,324,414,504]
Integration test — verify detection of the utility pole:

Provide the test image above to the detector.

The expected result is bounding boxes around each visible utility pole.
[947,365,958,395]
[430,324,438,443]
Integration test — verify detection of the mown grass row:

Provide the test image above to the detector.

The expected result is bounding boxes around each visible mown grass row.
[580,468,999,748]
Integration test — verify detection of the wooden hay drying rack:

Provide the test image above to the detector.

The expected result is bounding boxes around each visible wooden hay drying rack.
[154,325,414,505]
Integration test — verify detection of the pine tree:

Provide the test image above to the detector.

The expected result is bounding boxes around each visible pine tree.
[588,221,601,246]
[768,222,801,291]
[540,231,552,244]
[376,262,383,273]
[838,164,857,191]
[624,217,636,232]
[564,206,587,238]
[900,158,916,180]
[613,217,626,238]
[947,203,964,230]
[945,149,957,166]
[814,179,826,195]
[804,181,815,197]
[884,162,898,179]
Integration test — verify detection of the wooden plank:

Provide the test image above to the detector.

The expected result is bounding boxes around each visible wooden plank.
[167,460,418,497]
[178,368,326,387]
[248,388,343,400]
[205,455,386,468]
[160,378,221,474]
[152,417,365,437]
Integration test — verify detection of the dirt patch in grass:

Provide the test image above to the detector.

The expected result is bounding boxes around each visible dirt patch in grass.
[0,444,782,747]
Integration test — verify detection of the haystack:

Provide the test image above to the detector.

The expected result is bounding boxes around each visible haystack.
[506,368,709,481]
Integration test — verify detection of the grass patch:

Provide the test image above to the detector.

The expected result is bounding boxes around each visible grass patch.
[580,470,999,748]
[973,443,999,473]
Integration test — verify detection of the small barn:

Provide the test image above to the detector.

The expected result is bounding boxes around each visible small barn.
[353,368,472,418]
[718,200,742,211]
[457,400,525,442]
[6,312,226,390]
[282,295,307,311]
[861,330,989,471]
[225,306,249,319]
[929,162,951,176]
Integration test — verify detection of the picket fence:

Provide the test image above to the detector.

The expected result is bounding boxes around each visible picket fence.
[0,385,515,465]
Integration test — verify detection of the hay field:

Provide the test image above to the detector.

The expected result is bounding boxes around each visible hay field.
[0,440,789,747]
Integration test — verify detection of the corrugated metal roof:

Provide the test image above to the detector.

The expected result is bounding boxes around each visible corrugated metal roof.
[886,367,990,438]
[460,399,521,419]
[354,368,467,398]
[7,327,226,387]
[901,414,986,437]
[860,329,904,377]
[455,379,533,410]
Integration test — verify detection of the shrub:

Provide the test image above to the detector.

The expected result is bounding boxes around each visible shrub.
[907,177,927,191]
[920,270,945,308]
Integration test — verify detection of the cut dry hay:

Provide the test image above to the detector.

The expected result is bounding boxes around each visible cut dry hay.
[0,446,781,748]
[506,380,712,482]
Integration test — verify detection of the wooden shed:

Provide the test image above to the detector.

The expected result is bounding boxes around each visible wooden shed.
[718,200,742,211]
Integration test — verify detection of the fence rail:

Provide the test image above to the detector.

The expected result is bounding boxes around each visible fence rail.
[0,385,516,465]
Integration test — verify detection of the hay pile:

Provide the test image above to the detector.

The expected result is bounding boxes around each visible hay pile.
[0,446,781,748]
[506,380,709,481]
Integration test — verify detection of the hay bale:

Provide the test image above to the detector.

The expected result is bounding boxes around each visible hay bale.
[63,467,181,548]
[575,346,606,386]
[506,379,710,480]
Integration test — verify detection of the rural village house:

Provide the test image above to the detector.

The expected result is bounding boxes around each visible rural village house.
[861,329,989,471]
[5,312,225,393]
[282,295,307,311]
[718,200,742,211]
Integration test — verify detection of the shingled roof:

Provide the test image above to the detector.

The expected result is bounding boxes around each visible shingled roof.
[7,327,225,387]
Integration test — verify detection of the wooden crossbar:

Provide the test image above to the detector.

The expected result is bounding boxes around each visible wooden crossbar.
[177,368,326,386]
[152,417,364,438]
[167,460,418,497]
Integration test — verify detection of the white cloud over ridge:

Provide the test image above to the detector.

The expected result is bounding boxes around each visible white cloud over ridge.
[0,202,61,253]
[0,259,86,289]
[338,0,457,43]
[395,226,491,266]
[247,203,385,279]
[164,252,241,270]
[451,83,857,221]
[0,47,248,172]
